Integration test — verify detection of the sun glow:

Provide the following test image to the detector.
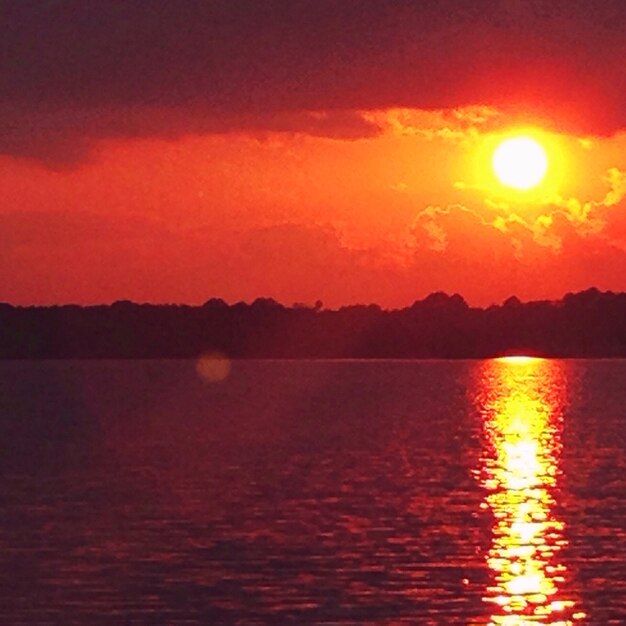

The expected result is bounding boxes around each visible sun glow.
[492,136,548,190]
[472,128,566,203]
[495,355,542,366]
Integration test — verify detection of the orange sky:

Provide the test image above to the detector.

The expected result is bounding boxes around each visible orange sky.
[2,2,625,307]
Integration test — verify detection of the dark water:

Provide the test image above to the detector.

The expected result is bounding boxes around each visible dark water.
[0,359,624,625]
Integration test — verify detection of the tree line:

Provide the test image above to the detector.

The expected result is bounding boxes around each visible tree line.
[0,288,624,358]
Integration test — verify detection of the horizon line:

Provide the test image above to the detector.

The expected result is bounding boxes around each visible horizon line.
[2,286,623,313]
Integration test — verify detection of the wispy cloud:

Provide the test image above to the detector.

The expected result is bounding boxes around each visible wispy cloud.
[364,106,502,143]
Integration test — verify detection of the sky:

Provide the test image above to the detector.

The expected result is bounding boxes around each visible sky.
[2,0,625,308]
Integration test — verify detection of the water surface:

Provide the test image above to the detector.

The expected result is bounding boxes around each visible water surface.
[0,359,624,624]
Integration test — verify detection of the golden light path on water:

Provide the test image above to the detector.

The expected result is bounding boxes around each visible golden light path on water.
[475,357,585,625]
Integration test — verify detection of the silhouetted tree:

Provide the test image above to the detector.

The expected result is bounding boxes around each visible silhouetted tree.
[0,289,624,359]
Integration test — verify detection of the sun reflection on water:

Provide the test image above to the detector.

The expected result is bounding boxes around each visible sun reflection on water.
[475,357,584,625]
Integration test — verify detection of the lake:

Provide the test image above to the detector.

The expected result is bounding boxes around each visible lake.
[0,359,624,624]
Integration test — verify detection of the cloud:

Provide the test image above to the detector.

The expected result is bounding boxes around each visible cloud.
[552,167,626,232]
[524,167,626,248]
[3,205,624,308]
[365,106,503,143]
[411,202,515,254]
[405,195,626,302]
[1,1,625,163]
[411,165,626,259]
[0,105,382,165]
[0,213,400,306]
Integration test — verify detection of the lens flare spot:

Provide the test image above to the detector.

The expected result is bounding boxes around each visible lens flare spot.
[196,351,231,383]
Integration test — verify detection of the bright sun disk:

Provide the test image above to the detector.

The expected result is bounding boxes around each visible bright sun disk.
[492,136,548,190]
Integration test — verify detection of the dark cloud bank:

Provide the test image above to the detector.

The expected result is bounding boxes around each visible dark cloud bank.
[2,0,625,163]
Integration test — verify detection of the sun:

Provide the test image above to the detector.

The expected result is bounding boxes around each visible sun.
[492,136,548,190]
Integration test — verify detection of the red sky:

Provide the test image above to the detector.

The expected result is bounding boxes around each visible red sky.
[1,1,625,307]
